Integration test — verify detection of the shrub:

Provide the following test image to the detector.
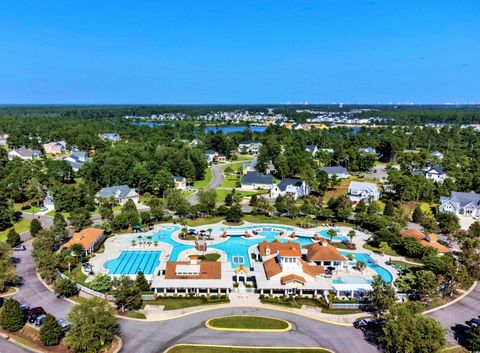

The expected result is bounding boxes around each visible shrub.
[0,298,25,332]
[39,314,64,346]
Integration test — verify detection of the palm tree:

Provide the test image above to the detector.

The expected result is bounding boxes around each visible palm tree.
[153,241,158,247]
[348,230,356,248]
[327,229,337,243]
[131,240,136,247]
[207,228,213,238]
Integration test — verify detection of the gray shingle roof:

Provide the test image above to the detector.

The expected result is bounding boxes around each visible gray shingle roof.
[96,185,135,199]
[241,172,273,185]
[449,192,480,207]
[278,178,304,191]
[320,166,348,175]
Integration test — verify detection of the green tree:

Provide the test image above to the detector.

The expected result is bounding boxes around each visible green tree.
[468,325,480,351]
[112,276,142,312]
[198,188,217,213]
[413,270,438,302]
[0,298,25,332]
[412,205,423,223]
[135,272,150,292]
[383,200,395,216]
[436,212,460,240]
[53,277,78,298]
[369,276,396,314]
[69,207,92,231]
[89,273,113,292]
[0,242,17,292]
[66,297,118,353]
[0,193,14,231]
[347,230,356,247]
[226,204,243,223]
[327,229,337,243]
[6,229,21,247]
[380,301,446,353]
[25,177,46,207]
[355,199,367,213]
[29,218,43,237]
[52,213,68,242]
[249,194,258,207]
[99,200,114,221]
[122,199,138,214]
[39,314,64,346]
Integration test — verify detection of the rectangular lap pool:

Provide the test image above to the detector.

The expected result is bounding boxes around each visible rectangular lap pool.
[105,251,161,275]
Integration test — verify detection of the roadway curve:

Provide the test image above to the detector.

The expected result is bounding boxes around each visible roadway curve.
[4,242,479,352]
[187,163,226,205]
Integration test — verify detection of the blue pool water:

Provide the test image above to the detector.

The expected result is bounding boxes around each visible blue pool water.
[332,275,372,285]
[340,251,393,283]
[317,229,349,243]
[105,251,162,275]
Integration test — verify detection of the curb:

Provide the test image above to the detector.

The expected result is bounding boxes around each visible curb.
[0,333,43,353]
[163,343,336,353]
[205,315,292,332]
[0,287,19,298]
[424,281,477,314]
[112,335,123,353]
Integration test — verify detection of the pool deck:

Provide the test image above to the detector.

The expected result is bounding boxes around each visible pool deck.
[88,221,397,286]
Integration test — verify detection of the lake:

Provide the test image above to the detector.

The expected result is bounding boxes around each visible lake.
[132,121,267,133]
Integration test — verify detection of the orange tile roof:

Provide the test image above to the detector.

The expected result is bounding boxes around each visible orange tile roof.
[258,240,301,257]
[235,265,249,274]
[263,257,282,279]
[65,228,104,250]
[400,229,450,253]
[304,242,345,261]
[300,259,325,277]
[281,274,306,285]
[164,261,222,280]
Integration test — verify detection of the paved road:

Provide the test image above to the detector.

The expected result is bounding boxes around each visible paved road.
[429,283,480,340]
[2,243,379,353]
[187,163,226,205]
[4,240,480,352]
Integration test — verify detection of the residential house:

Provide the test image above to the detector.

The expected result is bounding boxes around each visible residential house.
[217,154,227,163]
[43,140,67,154]
[305,145,318,155]
[95,185,139,205]
[65,228,105,255]
[8,147,41,160]
[63,151,90,172]
[399,229,450,253]
[174,176,187,190]
[347,181,380,203]
[205,150,218,164]
[320,148,334,154]
[242,160,257,174]
[439,191,480,219]
[270,178,310,199]
[99,133,121,142]
[238,141,262,155]
[190,139,202,147]
[412,165,446,183]
[303,239,349,269]
[0,133,9,146]
[265,160,276,175]
[431,151,444,160]
[320,166,349,179]
[240,172,274,190]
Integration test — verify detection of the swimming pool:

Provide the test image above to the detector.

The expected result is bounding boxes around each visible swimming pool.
[318,229,349,243]
[333,275,372,285]
[340,251,393,283]
[105,251,162,275]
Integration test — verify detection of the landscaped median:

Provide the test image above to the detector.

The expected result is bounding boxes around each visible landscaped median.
[165,344,334,353]
[205,315,291,332]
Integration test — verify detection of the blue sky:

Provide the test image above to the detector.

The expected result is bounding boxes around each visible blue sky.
[0,1,479,104]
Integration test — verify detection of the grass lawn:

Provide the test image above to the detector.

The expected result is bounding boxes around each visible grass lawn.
[119,311,146,319]
[0,218,32,240]
[363,243,399,257]
[185,216,225,227]
[193,167,213,189]
[14,203,41,214]
[167,346,331,353]
[391,260,423,270]
[63,267,88,287]
[198,253,221,262]
[207,316,289,330]
[243,214,316,228]
[221,174,240,188]
[143,296,229,310]
[215,189,268,202]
